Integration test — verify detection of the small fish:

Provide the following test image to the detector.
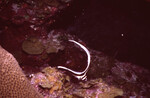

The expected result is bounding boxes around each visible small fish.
[57,40,91,81]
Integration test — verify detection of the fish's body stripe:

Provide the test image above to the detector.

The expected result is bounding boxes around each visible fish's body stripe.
[57,40,91,80]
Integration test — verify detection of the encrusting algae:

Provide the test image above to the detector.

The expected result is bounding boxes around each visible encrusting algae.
[30,67,69,97]
[30,66,123,98]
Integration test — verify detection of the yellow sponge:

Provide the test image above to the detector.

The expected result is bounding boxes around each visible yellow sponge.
[0,46,43,98]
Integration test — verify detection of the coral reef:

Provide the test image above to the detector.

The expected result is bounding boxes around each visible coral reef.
[0,0,150,97]
[30,66,123,98]
[0,46,43,98]
[0,29,150,97]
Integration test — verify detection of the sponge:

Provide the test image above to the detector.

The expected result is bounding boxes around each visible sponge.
[0,46,43,98]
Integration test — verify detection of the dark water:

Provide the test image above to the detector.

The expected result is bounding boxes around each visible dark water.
[50,0,150,70]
